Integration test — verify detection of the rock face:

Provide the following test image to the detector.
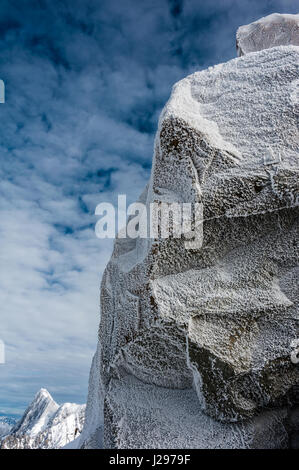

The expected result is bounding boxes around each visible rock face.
[1,389,85,449]
[236,13,299,56]
[80,17,299,449]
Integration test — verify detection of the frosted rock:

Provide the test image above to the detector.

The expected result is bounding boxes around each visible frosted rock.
[104,375,293,449]
[68,343,104,449]
[236,13,299,56]
[80,27,299,449]
[1,389,85,449]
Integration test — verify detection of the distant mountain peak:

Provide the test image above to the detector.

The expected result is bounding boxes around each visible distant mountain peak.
[11,389,59,438]
[33,388,57,406]
[1,389,85,449]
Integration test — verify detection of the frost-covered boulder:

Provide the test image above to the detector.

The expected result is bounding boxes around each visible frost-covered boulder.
[236,13,299,56]
[80,21,299,449]
[1,389,86,449]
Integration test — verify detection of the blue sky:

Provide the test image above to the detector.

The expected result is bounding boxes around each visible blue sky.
[0,0,298,416]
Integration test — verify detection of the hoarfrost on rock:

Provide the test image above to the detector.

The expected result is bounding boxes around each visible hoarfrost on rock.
[0,418,15,439]
[236,13,299,56]
[80,16,299,449]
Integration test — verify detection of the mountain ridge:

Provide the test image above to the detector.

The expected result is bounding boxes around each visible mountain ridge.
[1,388,86,449]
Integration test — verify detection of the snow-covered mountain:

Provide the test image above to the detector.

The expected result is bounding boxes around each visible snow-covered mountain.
[1,389,85,449]
[236,13,299,56]
[0,417,17,439]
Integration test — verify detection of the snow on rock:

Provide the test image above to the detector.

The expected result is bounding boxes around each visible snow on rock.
[0,389,85,449]
[65,343,104,449]
[236,13,299,56]
[79,18,299,449]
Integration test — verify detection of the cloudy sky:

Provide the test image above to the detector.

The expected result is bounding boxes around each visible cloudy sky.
[0,0,298,416]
